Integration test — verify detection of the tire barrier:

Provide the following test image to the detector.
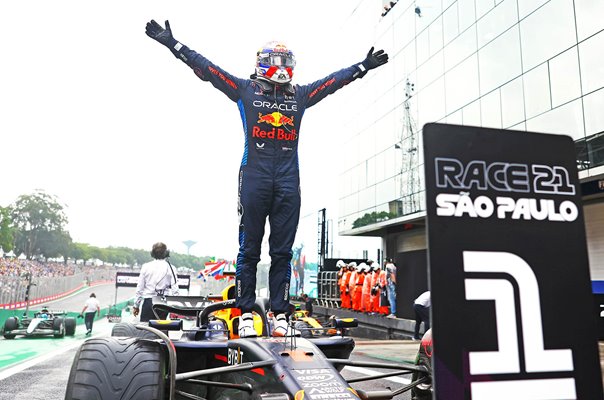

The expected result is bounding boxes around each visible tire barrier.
[317,271,340,308]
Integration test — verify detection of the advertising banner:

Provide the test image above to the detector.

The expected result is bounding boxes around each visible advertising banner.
[423,123,602,400]
[290,212,319,297]
[115,271,191,290]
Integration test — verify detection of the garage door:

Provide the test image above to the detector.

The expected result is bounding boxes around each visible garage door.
[395,227,427,253]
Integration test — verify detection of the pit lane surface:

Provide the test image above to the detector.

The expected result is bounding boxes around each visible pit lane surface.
[27,282,136,313]
[0,282,416,399]
[0,318,117,399]
[0,283,137,370]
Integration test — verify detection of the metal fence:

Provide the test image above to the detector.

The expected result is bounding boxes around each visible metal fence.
[0,269,115,307]
[316,271,340,308]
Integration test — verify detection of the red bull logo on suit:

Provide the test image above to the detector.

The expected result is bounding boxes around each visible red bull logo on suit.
[257,112,294,127]
[252,126,297,141]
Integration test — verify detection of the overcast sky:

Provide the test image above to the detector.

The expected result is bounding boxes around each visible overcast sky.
[0,0,383,260]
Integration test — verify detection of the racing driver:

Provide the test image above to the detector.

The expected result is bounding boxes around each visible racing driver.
[145,19,388,337]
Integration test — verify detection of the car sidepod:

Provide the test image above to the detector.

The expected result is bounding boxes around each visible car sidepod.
[212,338,361,400]
[26,318,45,334]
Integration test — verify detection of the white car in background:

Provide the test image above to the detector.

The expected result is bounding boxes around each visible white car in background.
[3,308,76,339]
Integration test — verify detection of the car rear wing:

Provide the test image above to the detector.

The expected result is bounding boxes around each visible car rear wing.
[151,296,214,318]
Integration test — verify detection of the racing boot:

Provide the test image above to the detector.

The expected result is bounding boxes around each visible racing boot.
[272,313,301,337]
[238,312,257,338]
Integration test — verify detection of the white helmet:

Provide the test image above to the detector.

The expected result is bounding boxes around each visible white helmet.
[336,260,346,268]
[348,261,357,270]
[255,41,296,84]
[357,262,367,272]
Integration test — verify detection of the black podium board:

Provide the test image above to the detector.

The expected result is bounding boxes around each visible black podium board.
[423,123,602,400]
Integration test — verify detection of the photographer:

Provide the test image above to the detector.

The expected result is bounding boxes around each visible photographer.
[302,293,313,317]
[133,242,179,322]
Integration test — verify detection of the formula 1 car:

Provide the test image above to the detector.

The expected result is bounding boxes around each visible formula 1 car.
[64,296,430,400]
[3,308,76,339]
[411,328,433,400]
[291,305,340,337]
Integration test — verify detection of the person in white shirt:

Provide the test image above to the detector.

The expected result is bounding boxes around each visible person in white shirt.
[413,290,431,340]
[80,292,100,335]
[133,242,179,322]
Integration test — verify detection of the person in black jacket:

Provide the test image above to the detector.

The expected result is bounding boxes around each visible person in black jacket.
[302,293,313,317]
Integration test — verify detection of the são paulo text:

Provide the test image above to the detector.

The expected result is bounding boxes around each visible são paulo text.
[436,193,578,222]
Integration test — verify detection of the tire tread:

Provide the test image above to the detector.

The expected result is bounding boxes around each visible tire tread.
[64,337,165,400]
[111,322,156,339]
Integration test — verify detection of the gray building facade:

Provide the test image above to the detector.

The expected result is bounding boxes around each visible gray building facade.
[338,0,604,316]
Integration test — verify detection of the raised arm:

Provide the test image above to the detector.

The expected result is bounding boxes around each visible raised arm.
[145,19,245,102]
[299,47,389,108]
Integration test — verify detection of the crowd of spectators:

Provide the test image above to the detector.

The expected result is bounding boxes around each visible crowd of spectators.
[0,259,77,277]
[0,258,117,306]
[0,258,117,278]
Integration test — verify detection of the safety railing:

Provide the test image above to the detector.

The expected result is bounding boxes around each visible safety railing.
[316,271,341,308]
[0,269,115,308]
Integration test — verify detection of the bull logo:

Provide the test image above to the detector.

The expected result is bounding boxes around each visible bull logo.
[257,112,294,127]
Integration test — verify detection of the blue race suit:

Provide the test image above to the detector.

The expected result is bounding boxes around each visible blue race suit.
[170,43,363,314]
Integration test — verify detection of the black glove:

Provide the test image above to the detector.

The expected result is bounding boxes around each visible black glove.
[77,314,83,319]
[357,47,389,78]
[362,47,388,70]
[145,19,178,48]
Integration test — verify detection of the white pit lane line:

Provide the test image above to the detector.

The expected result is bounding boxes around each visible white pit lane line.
[343,366,411,384]
[0,340,83,381]
[0,319,111,381]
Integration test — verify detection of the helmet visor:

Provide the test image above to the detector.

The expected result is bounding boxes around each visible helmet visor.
[259,53,296,68]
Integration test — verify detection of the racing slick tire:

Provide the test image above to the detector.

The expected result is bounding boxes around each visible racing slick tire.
[65,317,76,336]
[111,322,156,340]
[3,317,18,339]
[294,321,314,338]
[53,317,65,338]
[64,337,166,400]
[411,343,432,400]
